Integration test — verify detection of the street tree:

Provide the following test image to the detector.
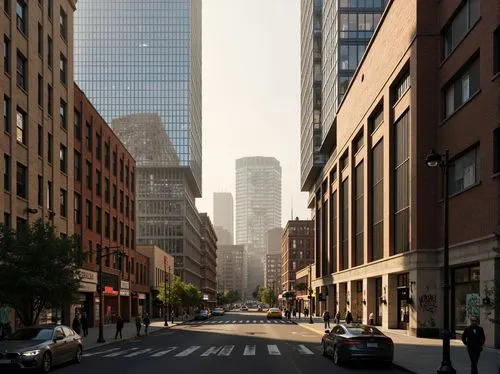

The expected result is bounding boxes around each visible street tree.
[157,275,185,308]
[223,290,240,304]
[182,283,203,309]
[252,285,261,299]
[259,287,277,307]
[0,221,84,326]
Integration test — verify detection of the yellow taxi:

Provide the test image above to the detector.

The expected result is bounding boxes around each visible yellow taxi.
[266,307,283,319]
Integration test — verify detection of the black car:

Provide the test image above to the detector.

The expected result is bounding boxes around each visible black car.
[321,324,393,366]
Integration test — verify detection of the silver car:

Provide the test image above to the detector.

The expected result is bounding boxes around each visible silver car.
[0,325,83,372]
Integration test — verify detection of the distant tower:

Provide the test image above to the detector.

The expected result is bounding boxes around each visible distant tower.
[213,192,234,245]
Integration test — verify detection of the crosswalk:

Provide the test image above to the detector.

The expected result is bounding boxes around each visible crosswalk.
[182,319,296,325]
[83,344,316,359]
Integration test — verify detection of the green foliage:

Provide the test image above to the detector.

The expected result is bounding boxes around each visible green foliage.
[252,285,261,299]
[0,221,84,326]
[157,276,202,309]
[182,283,202,308]
[223,290,240,304]
[259,287,277,307]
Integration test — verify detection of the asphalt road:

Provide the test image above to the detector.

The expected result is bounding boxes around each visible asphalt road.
[55,312,407,374]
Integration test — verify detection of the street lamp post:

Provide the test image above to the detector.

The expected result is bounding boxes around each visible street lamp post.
[308,264,313,324]
[97,246,124,343]
[425,149,456,374]
[164,257,168,327]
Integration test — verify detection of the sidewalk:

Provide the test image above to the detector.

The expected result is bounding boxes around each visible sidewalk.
[296,316,499,374]
[81,318,181,351]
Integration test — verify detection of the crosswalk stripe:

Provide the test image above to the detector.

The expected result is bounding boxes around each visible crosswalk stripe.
[124,348,152,357]
[246,320,250,323]
[218,321,224,324]
[218,345,234,356]
[259,320,264,323]
[201,346,221,357]
[232,320,237,323]
[239,320,244,323]
[175,346,201,357]
[267,344,281,356]
[83,348,120,357]
[266,320,271,323]
[273,320,278,324]
[252,320,257,323]
[150,347,177,357]
[243,345,256,356]
[104,348,138,357]
[297,345,314,355]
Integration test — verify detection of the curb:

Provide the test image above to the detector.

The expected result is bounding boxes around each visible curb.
[296,323,417,374]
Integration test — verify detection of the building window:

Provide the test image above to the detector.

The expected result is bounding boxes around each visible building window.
[131,172,135,192]
[74,151,81,181]
[112,184,117,208]
[341,178,349,270]
[74,193,81,224]
[393,111,410,254]
[86,161,92,190]
[105,212,110,238]
[59,54,66,84]
[340,152,349,170]
[59,144,67,173]
[120,222,124,245]
[37,125,43,156]
[443,0,480,58]
[452,264,480,333]
[47,36,52,68]
[112,216,117,241]
[16,0,27,34]
[369,104,383,134]
[37,75,43,107]
[112,151,117,176]
[59,100,66,129]
[95,132,101,160]
[393,69,410,103]
[105,177,110,203]
[85,122,92,150]
[494,128,500,174]
[125,196,129,218]
[47,0,52,19]
[16,51,27,89]
[354,161,364,267]
[104,142,110,168]
[59,7,67,40]
[37,23,42,55]
[125,165,129,187]
[329,190,337,274]
[96,170,101,196]
[47,84,53,116]
[120,190,124,213]
[371,139,384,262]
[74,110,81,139]
[3,95,10,132]
[449,146,479,195]
[119,158,124,182]
[3,213,11,229]
[60,188,67,217]
[47,180,53,210]
[444,56,480,118]
[4,154,10,192]
[353,130,364,154]
[16,162,27,198]
[37,175,43,206]
[95,206,101,234]
[16,108,26,145]
[47,133,53,163]
[131,200,135,220]
[4,36,10,73]
[494,26,500,75]
[85,200,92,229]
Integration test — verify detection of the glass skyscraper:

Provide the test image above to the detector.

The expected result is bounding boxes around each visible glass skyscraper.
[74,0,202,196]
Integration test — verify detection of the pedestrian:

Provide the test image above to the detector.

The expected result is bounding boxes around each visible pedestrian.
[135,314,142,337]
[369,312,375,326]
[292,309,297,318]
[335,311,341,324]
[345,310,353,324]
[115,315,124,339]
[305,308,309,317]
[323,310,331,329]
[461,316,485,374]
[143,313,151,335]
[72,315,81,335]
[298,309,301,319]
[80,312,89,337]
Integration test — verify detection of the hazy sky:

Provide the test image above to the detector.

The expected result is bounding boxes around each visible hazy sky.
[196,0,310,227]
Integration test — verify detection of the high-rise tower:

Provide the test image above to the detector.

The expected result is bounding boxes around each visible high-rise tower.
[213,192,234,245]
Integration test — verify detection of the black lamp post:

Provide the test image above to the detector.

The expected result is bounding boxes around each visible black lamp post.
[164,256,169,327]
[425,149,456,374]
[97,246,124,343]
[308,264,313,324]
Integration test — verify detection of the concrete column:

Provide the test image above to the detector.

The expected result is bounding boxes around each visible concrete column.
[415,268,439,337]
[363,278,370,324]
[381,274,390,328]
[346,281,353,318]
[387,274,398,329]
[480,258,498,348]
[327,284,336,314]
[338,282,347,318]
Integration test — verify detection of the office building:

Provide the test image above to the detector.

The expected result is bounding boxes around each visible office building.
[300,0,499,347]
[213,192,234,244]
[74,0,204,287]
[265,253,281,296]
[216,245,248,299]
[200,213,217,307]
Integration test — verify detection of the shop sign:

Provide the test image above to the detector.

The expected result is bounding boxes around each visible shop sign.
[104,286,119,296]
[79,282,96,293]
[78,269,97,284]
[120,281,130,290]
[138,293,146,300]
[203,294,209,301]
[120,289,130,296]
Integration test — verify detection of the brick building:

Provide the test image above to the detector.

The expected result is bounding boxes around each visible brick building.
[200,213,217,307]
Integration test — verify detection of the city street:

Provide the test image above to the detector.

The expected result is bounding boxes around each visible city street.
[55,312,406,374]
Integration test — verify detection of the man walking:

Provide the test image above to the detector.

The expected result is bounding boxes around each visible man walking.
[80,312,89,337]
[461,316,485,374]
[135,315,142,337]
[323,310,331,329]
[115,315,124,339]
[143,313,151,336]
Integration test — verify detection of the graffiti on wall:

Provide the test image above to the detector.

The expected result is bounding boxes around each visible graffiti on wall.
[419,286,437,314]
[417,317,436,328]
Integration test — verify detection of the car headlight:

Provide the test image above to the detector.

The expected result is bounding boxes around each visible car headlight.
[22,350,41,357]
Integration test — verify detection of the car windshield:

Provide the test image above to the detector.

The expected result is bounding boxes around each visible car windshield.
[270,308,279,312]
[214,308,223,311]
[348,326,384,336]
[8,328,53,341]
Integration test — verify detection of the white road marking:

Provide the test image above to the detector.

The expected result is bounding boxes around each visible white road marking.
[279,321,285,324]
[259,320,264,323]
[245,320,250,323]
[252,320,257,323]
[218,345,234,356]
[267,344,281,355]
[243,345,256,356]
[273,320,278,324]
[266,320,271,323]
[124,348,152,357]
[103,348,138,357]
[201,346,221,357]
[175,346,201,357]
[150,347,177,357]
[232,320,237,323]
[297,345,314,355]
[83,348,120,357]
[238,320,244,323]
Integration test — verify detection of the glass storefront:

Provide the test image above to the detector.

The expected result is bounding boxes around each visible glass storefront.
[452,264,480,335]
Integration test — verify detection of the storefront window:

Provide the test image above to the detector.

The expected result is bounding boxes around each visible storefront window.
[453,264,480,334]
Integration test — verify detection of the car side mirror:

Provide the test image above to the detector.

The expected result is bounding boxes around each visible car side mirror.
[54,335,64,341]
[324,329,330,334]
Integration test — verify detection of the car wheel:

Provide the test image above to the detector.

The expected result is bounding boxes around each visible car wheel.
[41,352,52,373]
[333,346,343,366]
[74,346,83,364]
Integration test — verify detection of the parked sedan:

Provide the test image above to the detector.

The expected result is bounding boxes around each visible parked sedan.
[212,308,225,316]
[321,324,393,366]
[0,324,83,372]
[194,309,210,320]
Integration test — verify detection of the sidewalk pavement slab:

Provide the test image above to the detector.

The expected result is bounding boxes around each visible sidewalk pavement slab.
[81,319,180,351]
[295,317,499,374]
